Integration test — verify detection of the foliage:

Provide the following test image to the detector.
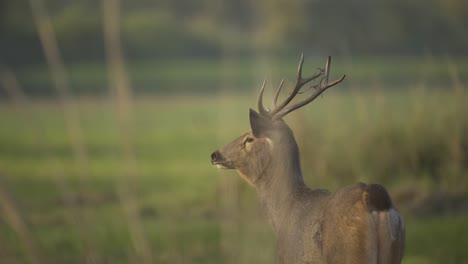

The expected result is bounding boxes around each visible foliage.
[1,0,468,66]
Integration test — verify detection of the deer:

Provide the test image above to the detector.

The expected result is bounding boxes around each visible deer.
[211,55,405,264]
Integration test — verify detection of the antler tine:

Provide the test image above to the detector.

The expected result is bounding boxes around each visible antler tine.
[257,78,268,115]
[297,52,305,81]
[273,56,345,120]
[273,78,285,108]
[323,55,331,84]
[269,53,322,117]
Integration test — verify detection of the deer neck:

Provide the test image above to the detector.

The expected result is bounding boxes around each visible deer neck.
[255,138,305,232]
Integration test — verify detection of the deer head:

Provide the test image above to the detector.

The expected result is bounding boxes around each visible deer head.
[211,55,345,187]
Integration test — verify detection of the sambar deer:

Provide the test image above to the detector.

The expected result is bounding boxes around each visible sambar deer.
[211,55,405,264]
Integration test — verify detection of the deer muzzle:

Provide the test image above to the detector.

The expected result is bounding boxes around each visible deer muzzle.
[210,150,234,169]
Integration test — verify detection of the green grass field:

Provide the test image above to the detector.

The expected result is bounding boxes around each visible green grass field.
[0,89,467,263]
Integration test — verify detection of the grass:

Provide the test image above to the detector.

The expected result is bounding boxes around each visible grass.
[0,90,467,263]
[405,216,468,264]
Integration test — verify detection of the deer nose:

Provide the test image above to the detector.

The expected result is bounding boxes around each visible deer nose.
[211,151,220,163]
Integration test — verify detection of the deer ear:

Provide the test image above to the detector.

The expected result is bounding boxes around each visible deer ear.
[249,108,272,138]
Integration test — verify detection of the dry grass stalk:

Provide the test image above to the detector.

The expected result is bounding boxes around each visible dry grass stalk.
[27,0,98,262]
[102,0,153,263]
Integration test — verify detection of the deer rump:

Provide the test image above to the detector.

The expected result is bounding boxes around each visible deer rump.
[274,183,404,264]
[319,183,405,264]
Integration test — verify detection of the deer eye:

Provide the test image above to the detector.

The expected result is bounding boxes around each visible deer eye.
[245,137,254,143]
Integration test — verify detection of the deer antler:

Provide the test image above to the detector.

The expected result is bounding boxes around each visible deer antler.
[257,54,346,120]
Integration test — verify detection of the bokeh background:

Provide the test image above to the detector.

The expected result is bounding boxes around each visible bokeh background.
[1,0,467,263]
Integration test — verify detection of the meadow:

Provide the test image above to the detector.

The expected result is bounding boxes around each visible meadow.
[1,58,468,263]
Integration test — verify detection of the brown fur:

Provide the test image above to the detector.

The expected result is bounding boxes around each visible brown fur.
[211,113,405,263]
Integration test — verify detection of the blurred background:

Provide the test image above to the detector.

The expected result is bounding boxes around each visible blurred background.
[0,0,467,263]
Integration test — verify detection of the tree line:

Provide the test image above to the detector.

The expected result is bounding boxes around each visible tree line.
[1,0,467,66]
